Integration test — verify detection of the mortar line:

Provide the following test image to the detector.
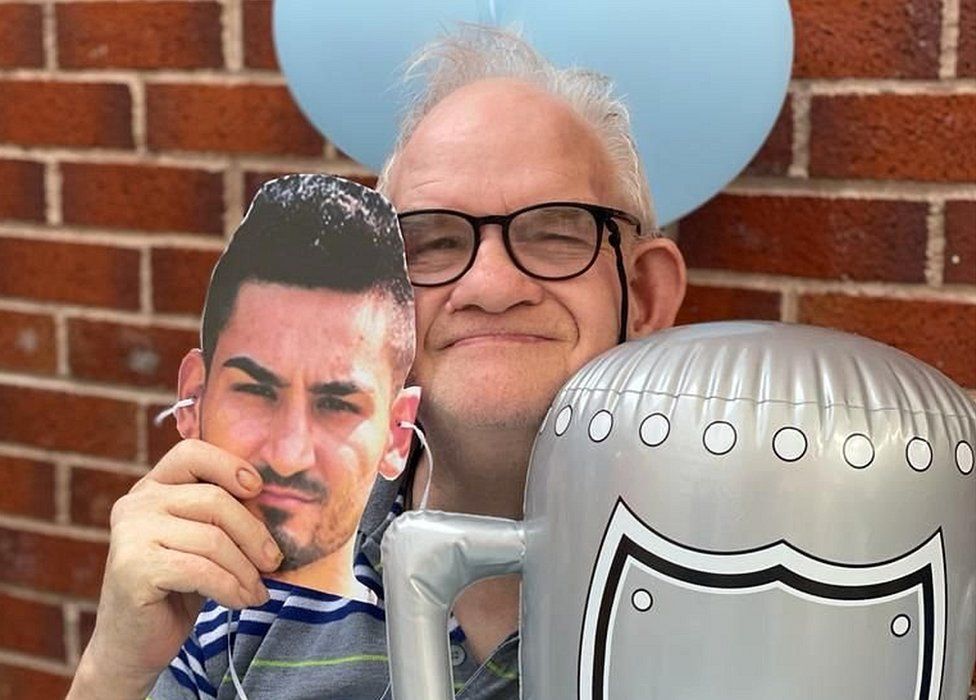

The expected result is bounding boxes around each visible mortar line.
[0,650,73,677]
[0,442,151,476]
[925,200,947,286]
[685,269,976,301]
[53,460,71,525]
[44,159,62,226]
[0,512,110,543]
[223,0,244,72]
[788,86,811,178]
[0,369,176,404]
[41,0,56,70]
[940,0,961,79]
[0,299,200,329]
[54,310,69,376]
[63,601,82,667]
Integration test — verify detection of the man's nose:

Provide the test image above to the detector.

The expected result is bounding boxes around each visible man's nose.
[263,399,316,477]
[447,226,544,313]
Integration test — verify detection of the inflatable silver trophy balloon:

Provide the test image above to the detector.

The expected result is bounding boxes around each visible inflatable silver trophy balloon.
[381,322,976,699]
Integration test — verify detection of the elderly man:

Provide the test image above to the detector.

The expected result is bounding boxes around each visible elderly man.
[69,25,685,699]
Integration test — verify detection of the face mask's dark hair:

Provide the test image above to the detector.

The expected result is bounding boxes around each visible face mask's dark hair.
[200,174,415,379]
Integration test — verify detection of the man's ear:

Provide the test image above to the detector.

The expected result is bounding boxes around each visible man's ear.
[175,349,207,439]
[379,385,422,481]
[627,236,687,339]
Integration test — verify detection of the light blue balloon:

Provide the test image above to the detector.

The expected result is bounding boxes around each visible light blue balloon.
[274,1,792,225]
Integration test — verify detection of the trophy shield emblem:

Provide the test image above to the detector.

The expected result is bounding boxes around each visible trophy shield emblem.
[578,499,947,700]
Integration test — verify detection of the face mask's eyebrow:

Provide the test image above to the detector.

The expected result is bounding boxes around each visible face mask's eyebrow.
[309,380,362,397]
[223,356,286,388]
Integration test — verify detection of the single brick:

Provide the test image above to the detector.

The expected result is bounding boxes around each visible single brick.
[57,2,222,70]
[0,455,55,520]
[146,84,323,155]
[744,96,793,176]
[243,0,277,69]
[959,0,976,77]
[675,285,781,326]
[0,663,71,699]
[70,466,142,528]
[62,162,223,234]
[0,80,132,148]
[0,591,65,659]
[0,385,137,459]
[147,402,183,464]
[0,237,141,309]
[0,159,45,221]
[151,247,221,315]
[679,195,927,282]
[0,526,108,598]
[0,4,43,68]
[0,309,56,374]
[797,294,976,388]
[945,201,976,285]
[792,0,941,78]
[68,319,198,389]
[809,94,976,182]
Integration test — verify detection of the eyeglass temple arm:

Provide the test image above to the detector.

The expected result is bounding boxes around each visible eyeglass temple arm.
[607,219,629,345]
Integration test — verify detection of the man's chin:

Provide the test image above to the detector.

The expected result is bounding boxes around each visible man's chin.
[429,382,556,431]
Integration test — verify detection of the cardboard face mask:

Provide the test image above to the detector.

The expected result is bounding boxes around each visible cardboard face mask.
[173,174,418,601]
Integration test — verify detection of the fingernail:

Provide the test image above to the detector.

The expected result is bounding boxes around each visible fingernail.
[237,468,260,490]
[264,539,282,565]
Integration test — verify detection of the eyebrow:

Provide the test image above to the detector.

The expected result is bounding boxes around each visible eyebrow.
[223,356,365,395]
[224,356,285,387]
[309,381,363,397]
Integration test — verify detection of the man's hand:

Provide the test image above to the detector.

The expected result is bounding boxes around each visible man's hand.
[68,439,283,700]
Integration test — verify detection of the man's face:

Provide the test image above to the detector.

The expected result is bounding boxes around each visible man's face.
[387,78,681,430]
[196,282,403,571]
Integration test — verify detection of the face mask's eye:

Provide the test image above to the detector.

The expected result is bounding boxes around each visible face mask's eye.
[315,395,361,415]
[232,383,277,400]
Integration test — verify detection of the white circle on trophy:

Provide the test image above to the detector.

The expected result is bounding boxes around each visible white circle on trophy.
[843,433,874,469]
[631,589,653,612]
[588,410,613,442]
[639,413,670,447]
[554,406,572,436]
[906,437,933,472]
[773,426,807,462]
[703,421,736,455]
[956,441,974,475]
[890,615,911,637]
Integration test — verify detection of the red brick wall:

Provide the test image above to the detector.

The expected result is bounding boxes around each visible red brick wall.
[0,1,973,694]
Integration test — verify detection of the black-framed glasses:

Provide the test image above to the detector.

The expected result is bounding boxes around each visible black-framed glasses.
[397,201,641,287]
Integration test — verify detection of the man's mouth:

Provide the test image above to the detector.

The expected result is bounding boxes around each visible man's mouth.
[257,486,323,507]
[448,332,552,348]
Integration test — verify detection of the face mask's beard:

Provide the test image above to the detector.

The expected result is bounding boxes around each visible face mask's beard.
[259,504,325,571]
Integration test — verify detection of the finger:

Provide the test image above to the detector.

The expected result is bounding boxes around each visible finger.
[151,517,265,596]
[162,482,283,572]
[151,549,269,610]
[138,439,263,500]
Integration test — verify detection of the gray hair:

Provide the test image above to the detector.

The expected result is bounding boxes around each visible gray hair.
[376,24,658,235]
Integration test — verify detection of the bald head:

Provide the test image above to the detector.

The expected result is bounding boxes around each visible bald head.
[387,78,624,216]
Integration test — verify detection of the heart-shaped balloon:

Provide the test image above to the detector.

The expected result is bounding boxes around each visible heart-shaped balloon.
[274,1,793,225]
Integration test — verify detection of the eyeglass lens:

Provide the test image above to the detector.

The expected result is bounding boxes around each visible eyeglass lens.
[400,205,600,285]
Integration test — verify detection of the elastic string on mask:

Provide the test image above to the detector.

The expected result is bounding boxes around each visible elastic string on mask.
[153,397,196,426]
[607,220,629,345]
[226,608,249,700]
[398,420,433,510]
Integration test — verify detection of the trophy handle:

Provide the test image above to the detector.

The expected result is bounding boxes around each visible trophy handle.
[381,510,525,699]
